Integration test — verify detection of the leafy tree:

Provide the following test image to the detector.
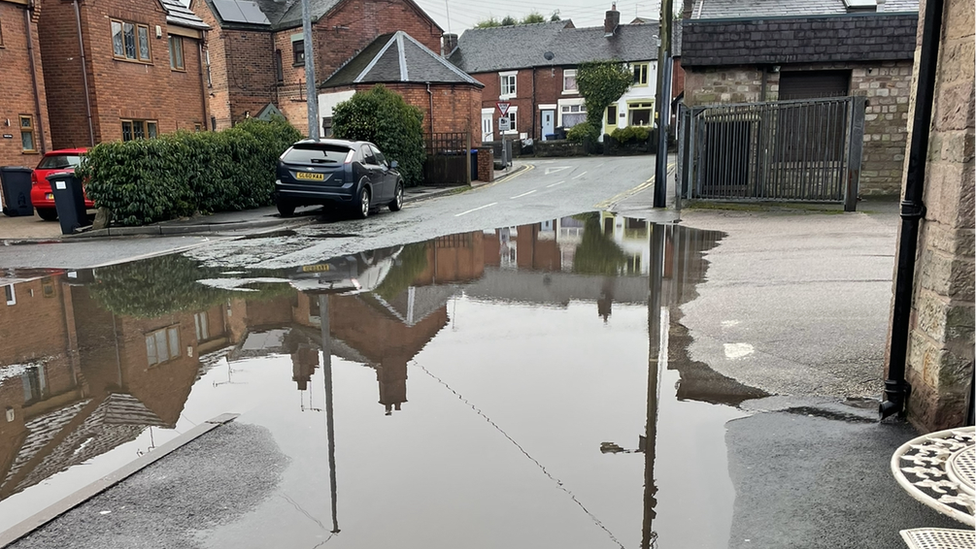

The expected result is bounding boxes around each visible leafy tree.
[501,15,517,25]
[521,12,545,23]
[576,61,633,137]
[331,85,426,186]
[550,10,561,21]
[474,17,501,28]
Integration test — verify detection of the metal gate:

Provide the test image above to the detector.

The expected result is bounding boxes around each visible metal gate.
[423,132,471,187]
[678,96,866,210]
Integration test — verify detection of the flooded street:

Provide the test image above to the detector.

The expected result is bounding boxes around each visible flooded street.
[1,214,753,547]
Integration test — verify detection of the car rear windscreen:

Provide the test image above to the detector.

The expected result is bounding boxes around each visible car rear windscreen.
[282,144,351,164]
[37,155,84,169]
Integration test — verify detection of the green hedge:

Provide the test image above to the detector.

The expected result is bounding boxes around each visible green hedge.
[80,117,301,226]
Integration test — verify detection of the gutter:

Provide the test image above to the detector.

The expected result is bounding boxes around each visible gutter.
[73,0,95,146]
[879,0,944,420]
[24,6,46,153]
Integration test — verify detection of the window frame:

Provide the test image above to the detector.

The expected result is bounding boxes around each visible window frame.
[499,71,517,99]
[627,100,655,126]
[562,68,577,94]
[4,284,15,306]
[111,19,152,63]
[146,325,181,366]
[121,119,159,141]
[501,106,518,136]
[632,63,649,86]
[168,35,185,71]
[20,115,36,153]
[292,39,305,67]
[0,16,5,47]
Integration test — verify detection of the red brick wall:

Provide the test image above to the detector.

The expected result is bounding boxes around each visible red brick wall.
[472,66,572,140]
[672,58,685,99]
[0,1,52,171]
[38,0,208,148]
[210,28,276,130]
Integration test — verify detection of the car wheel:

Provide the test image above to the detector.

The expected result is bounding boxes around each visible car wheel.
[37,208,58,221]
[355,187,370,219]
[276,199,296,218]
[389,181,404,212]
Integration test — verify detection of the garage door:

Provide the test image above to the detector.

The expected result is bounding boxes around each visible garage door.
[778,70,851,100]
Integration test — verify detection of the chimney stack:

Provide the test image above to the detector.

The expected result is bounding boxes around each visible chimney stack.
[682,0,694,19]
[442,33,458,56]
[604,3,620,36]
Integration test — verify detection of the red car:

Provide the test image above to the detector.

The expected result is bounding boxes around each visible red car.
[30,148,91,221]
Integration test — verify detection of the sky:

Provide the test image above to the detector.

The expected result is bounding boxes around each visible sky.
[413,0,666,34]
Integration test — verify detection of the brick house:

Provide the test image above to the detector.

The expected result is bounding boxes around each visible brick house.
[318,31,483,143]
[680,0,920,195]
[0,0,52,169]
[36,0,210,149]
[194,0,444,134]
[448,6,660,142]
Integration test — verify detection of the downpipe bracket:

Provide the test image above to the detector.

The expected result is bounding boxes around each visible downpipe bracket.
[899,200,926,221]
[880,379,912,421]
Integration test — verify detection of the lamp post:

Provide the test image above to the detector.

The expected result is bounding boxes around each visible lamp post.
[653,0,673,208]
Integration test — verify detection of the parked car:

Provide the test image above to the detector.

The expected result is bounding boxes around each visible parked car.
[275,139,404,219]
[30,148,91,221]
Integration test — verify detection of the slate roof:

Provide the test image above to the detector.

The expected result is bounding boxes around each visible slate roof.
[321,31,483,88]
[689,0,918,19]
[160,0,210,29]
[449,20,659,74]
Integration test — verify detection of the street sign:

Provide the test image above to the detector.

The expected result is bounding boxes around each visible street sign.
[496,101,511,116]
[498,116,511,132]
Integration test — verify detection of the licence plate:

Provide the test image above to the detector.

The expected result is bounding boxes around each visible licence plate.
[301,264,331,272]
[295,172,325,181]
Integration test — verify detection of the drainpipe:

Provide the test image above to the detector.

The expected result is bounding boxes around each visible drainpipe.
[880,0,944,420]
[198,39,209,130]
[426,83,434,137]
[73,0,95,146]
[24,7,46,153]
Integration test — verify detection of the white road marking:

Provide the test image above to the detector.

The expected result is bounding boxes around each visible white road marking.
[544,167,572,175]
[455,202,498,217]
[546,180,565,188]
[572,171,588,179]
[510,190,537,199]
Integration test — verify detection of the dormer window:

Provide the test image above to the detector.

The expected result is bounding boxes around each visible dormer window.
[843,0,878,12]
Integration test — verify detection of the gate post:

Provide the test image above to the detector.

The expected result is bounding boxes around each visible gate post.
[844,96,867,212]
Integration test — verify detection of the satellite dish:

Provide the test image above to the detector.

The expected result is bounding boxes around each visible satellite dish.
[543,51,554,61]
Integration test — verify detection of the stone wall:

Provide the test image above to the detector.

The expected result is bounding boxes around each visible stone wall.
[683,60,914,194]
[901,0,975,431]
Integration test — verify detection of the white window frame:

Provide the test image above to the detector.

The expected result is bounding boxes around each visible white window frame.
[4,285,15,306]
[146,325,181,366]
[557,98,587,128]
[562,69,577,94]
[499,71,517,99]
[501,106,519,136]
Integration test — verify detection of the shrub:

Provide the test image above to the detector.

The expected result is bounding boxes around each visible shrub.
[567,123,599,144]
[331,85,426,186]
[611,125,650,144]
[80,116,300,226]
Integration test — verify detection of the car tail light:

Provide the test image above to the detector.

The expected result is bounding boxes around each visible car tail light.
[344,150,355,164]
[30,171,37,186]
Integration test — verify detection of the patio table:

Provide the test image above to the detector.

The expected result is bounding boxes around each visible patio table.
[890,426,975,527]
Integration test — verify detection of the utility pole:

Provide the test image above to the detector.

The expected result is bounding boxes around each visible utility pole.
[653,0,673,208]
[301,0,319,139]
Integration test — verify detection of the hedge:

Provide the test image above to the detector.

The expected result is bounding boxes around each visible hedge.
[80,117,301,226]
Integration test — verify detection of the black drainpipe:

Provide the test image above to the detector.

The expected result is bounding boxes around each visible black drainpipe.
[880,0,944,420]
[24,7,46,153]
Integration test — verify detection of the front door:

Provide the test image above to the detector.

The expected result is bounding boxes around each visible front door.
[541,110,555,140]
[482,111,494,142]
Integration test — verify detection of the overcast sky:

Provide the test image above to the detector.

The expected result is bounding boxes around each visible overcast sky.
[414,0,665,34]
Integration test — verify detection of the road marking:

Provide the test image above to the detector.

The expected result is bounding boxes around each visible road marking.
[546,180,565,188]
[572,171,588,179]
[545,166,572,175]
[593,163,678,209]
[510,190,537,199]
[455,202,498,217]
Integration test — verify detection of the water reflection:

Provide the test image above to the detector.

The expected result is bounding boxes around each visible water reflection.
[0,213,764,545]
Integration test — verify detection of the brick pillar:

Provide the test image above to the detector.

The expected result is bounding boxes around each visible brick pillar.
[899,0,975,431]
[476,147,494,182]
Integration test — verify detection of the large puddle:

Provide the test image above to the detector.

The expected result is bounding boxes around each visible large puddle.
[1,213,765,547]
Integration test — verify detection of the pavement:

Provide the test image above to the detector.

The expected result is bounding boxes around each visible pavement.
[0,164,526,242]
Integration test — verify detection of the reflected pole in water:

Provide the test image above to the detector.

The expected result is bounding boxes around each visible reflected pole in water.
[319,294,340,534]
[642,223,666,548]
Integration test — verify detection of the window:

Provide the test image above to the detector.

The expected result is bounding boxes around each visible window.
[502,106,518,135]
[499,71,517,98]
[0,17,4,47]
[20,115,36,153]
[559,102,586,128]
[293,40,304,66]
[628,101,654,126]
[111,20,151,62]
[370,145,387,167]
[563,69,577,93]
[4,284,15,305]
[606,105,617,124]
[362,145,377,165]
[146,326,180,366]
[21,365,47,403]
[632,63,649,86]
[275,49,284,82]
[168,35,184,70]
[194,312,209,341]
[121,119,158,141]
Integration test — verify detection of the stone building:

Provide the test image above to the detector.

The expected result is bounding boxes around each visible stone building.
[680,0,920,195]
[0,0,52,170]
[36,0,210,149]
[897,0,974,431]
[194,0,443,134]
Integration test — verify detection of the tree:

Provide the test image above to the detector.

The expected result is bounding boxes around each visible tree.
[521,12,545,23]
[575,61,633,138]
[474,17,501,28]
[550,10,561,21]
[332,85,426,186]
[501,15,517,26]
